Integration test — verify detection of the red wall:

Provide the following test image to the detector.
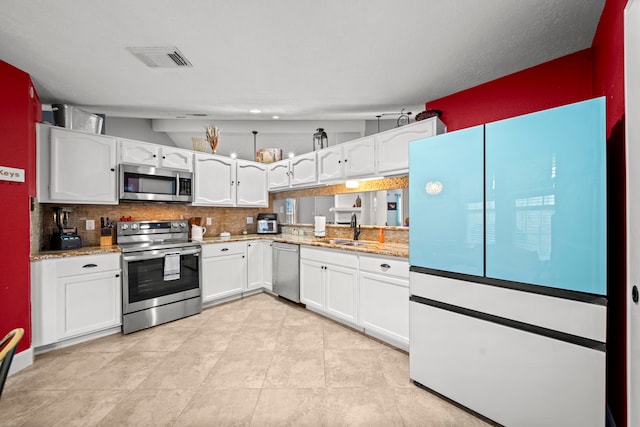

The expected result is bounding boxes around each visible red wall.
[0,60,40,353]
[425,1,628,423]
[425,49,594,131]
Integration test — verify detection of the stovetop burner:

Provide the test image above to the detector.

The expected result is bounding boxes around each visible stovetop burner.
[116,219,198,252]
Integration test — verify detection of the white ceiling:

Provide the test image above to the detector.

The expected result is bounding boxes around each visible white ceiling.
[0,0,604,122]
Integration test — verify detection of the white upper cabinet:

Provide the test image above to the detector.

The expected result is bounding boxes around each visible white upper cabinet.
[268,160,291,190]
[193,154,267,207]
[119,139,193,171]
[49,127,118,204]
[236,160,268,207]
[343,135,375,178]
[317,145,344,183]
[290,151,317,186]
[376,117,446,175]
[193,153,236,206]
[268,152,317,191]
[317,136,375,183]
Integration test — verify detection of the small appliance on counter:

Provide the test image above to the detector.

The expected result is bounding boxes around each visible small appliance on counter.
[257,213,279,234]
[50,207,82,250]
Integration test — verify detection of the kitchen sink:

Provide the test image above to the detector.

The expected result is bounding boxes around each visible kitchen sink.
[329,239,373,247]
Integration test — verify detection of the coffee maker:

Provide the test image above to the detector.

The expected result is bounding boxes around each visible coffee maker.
[50,207,82,250]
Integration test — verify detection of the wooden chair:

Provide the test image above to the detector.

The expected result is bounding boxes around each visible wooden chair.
[0,328,24,400]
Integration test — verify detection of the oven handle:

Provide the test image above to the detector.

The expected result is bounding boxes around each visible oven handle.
[122,247,201,261]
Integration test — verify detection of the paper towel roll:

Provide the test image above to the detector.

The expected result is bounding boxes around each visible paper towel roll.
[314,216,326,237]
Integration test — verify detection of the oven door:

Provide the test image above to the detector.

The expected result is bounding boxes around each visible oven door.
[122,246,201,314]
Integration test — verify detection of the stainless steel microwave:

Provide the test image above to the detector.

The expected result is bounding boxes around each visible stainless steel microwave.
[119,164,193,202]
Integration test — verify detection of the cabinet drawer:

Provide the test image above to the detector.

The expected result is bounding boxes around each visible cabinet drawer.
[56,253,121,277]
[202,241,247,257]
[359,254,409,279]
[300,246,357,269]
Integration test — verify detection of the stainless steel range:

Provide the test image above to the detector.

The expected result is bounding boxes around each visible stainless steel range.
[117,220,202,334]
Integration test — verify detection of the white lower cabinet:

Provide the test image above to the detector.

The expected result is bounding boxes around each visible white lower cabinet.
[263,241,273,291]
[31,253,122,348]
[300,258,326,311]
[300,247,358,327]
[359,254,409,351]
[201,242,247,303]
[246,241,264,291]
[57,270,121,340]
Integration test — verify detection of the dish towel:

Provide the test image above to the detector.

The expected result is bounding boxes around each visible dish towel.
[314,216,326,237]
[163,252,181,281]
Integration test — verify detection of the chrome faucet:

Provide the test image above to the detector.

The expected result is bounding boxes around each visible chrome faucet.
[350,213,361,240]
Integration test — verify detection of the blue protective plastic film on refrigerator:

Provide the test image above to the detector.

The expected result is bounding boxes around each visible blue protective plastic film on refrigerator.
[485,97,606,295]
[409,125,485,276]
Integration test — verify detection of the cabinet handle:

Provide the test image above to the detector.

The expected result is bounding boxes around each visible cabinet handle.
[344,159,348,163]
[221,248,229,251]
[243,255,245,258]
[153,154,157,158]
[83,263,98,268]
[162,156,166,159]
[380,263,391,269]
[231,181,234,186]
[115,274,120,278]
[338,160,341,164]
[237,181,240,186]
[110,168,115,172]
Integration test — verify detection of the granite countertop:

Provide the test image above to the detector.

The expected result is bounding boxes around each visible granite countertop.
[32,234,408,260]
[31,245,122,261]
[199,234,408,258]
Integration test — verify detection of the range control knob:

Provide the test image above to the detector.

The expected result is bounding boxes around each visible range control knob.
[120,223,129,230]
[172,222,179,229]
[131,223,138,230]
[180,222,186,228]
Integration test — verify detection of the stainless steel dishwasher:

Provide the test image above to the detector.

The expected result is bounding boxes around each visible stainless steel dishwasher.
[272,242,300,303]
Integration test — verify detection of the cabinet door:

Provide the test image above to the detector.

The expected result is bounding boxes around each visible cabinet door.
[409,125,484,276]
[300,259,325,311]
[268,160,291,190]
[263,241,273,291]
[193,154,236,206]
[202,252,247,302]
[485,98,606,295]
[236,160,268,207]
[161,147,193,171]
[325,264,358,325]
[119,139,159,166]
[344,136,375,178]
[317,146,344,182]
[50,128,118,204]
[376,118,441,175]
[246,241,264,290]
[359,272,409,349]
[56,270,122,339]
[290,152,317,186]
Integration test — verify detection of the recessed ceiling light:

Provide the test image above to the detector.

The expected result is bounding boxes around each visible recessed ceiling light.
[249,109,262,114]
[272,115,280,119]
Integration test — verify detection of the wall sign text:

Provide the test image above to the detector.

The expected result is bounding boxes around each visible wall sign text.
[0,165,25,183]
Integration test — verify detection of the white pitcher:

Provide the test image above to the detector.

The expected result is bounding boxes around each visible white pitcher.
[191,224,206,241]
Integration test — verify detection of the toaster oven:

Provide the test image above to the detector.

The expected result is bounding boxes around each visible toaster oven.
[257,213,279,234]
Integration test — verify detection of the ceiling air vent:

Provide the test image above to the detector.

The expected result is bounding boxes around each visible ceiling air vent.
[127,46,193,68]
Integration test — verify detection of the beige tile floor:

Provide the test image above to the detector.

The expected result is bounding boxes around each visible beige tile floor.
[0,293,490,426]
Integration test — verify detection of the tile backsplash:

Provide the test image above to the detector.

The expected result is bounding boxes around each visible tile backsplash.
[33,200,272,252]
